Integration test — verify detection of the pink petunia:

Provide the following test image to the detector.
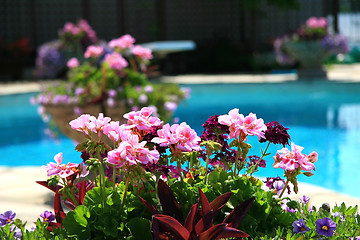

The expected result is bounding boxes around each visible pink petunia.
[107,134,159,168]
[42,152,79,178]
[84,45,104,58]
[123,107,163,132]
[109,34,135,49]
[104,52,128,71]
[67,57,80,68]
[273,142,316,172]
[131,45,153,61]
[152,122,202,153]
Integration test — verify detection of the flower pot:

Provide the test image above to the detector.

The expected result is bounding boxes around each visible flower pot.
[44,101,127,143]
[283,41,329,79]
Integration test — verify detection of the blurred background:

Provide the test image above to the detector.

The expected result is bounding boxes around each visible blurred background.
[1,0,360,80]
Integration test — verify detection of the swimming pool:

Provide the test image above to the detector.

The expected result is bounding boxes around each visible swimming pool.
[1,81,360,198]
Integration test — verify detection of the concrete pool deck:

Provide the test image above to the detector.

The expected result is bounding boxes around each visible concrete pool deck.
[1,64,360,225]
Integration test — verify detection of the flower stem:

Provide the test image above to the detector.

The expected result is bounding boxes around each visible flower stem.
[279,179,290,198]
[250,141,271,176]
[233,144,241,177]
[112,166,117,191]
[177,161,184,182]
[120,175,130,213]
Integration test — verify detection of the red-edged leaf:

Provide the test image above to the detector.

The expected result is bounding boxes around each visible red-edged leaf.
[157,179,184,224]
[209,192,232,214]
[198,223,227,240]
[152,214,190,240]
[198,187,211,216]
[216,226,249,238]
[78,181,86,205]
[138,196,160,215]
[223,197,255,228]
[194,210,213,235]
[54,187,66,224]
[64,200,76,210]
[36,181,60,192]
[47,222,62,231]
[184,203,198,234]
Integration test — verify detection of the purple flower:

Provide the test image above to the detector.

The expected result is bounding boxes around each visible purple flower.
[0,210,16,226]
[292,219,310,233]
[316,217,336,237]
[332,211,345,221]
[264,176,291,195]
[247,155,266,168]
[10,226,22,239]
[300,195,310,204]
[40,210,55,222]
[259,121,290,147]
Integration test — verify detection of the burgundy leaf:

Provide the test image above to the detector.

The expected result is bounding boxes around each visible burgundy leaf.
[209,192,232,214]
[216,227,249,238]
[78,181,86,205]
[184,203,198,234]
[223,197,255,228]
[54,187,66,224]
[152,214,190,240]
[36,181,60,192]
[198,223,227,240]
[138,196,160,215]
[198,188,211,216]
[194,211,213,235]
[64,200,76,210]
[157,179,184,224]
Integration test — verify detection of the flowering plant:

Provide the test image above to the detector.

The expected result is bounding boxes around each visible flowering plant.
[34,19,98,78]
[2,108,360,239]
[32,32,188,138]
[274,17,350,66]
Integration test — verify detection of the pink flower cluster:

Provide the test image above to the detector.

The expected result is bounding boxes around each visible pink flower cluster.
[273,142,318,172]
[59,19,97,43]
[42,153,81,178]
[123,107,163,132]
[104,52,128,71]
[67,57,79,68]
[107,134,159,168]
[306,17,327,29]
[152,122,202,153]
[109,34,135,49]
[218,108,267,140]
[84,45,104,59]
[132,45,153,61]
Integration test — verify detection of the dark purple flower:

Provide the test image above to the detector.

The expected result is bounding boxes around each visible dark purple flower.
[259,121,290,147]
[0,210,16,226]
[300,195,310,205]
[292,219,310,233]
[10,226,22,239]
[247,155,266,168]
[316,217,336,237]
[40,210,55,222]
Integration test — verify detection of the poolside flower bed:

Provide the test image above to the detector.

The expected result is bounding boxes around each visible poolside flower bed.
[274,17,350,78]
[1,108,360,239]
[32,20,188,141]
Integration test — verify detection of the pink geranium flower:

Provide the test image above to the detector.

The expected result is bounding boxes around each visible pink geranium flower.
[42,152,79,178]
[107,134,159,168]
[84,45,104,58]
[103,121,133,142]
[88,113,111,136]
[123,107,163,132]
[109,34,135,49]
[131,45,153,61]
[69,114,91,135]
[218,108,267,140]
[273,142,317,172]
[306,17,327,29]
[67,57,80,68]
[104,52,128,71]
[152,122,202,153]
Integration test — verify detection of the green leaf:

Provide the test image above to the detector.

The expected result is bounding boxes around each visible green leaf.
[63,205,91,239]
[84,187,110,206]
[127,217,152,240]
[75,140,89,152]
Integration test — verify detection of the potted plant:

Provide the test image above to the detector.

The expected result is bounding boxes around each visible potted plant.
[32,26,188,142]
[1,108,359,239]
[274,17,350,79]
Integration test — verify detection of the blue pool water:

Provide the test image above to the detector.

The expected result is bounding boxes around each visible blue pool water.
[1,81,360,198]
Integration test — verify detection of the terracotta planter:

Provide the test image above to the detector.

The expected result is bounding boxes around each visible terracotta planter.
[44,101,127,143]
[283,41,329,79]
